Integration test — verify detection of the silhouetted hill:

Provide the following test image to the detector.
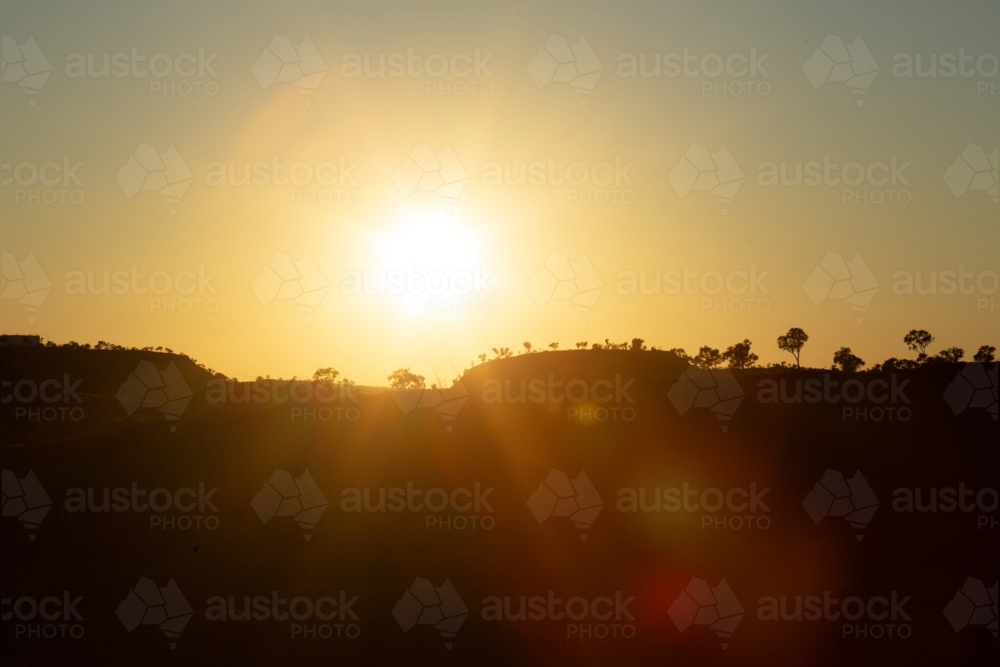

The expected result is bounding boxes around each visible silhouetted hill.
[2,347,996,666]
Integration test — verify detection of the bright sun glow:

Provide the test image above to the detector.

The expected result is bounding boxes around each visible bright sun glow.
[372,209,484,316]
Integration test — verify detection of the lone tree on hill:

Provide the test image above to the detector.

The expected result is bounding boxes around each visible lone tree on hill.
[903,329,934,361]
[777,327,809,367]
[832,347,865,373]
[722,339,758,370]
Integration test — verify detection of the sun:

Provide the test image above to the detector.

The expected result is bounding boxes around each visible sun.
[376,209,482,271]
[372,208,485,316]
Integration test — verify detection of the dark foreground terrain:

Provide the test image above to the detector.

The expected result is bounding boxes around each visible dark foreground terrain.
[2,347,997,666]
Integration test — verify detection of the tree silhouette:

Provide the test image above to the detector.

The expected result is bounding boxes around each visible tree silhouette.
[777,327,809,367]
[522,341,532,354]
[973,345,996,363]
[694,346,723,369]
[387,368,426,390]
[722,339,758,370]
[548,342,559,351]
[492,347,512,359]
[903,330,934,361]
[478,353,487,364]
[832,347,865,373]
[630,338,646,352]
[575,341,588,349]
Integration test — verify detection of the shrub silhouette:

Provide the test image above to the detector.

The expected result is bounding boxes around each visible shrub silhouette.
[928,347,964,364]
[973,345,996,363]
[694,346,723,369]
[832,347,865,373]
[722,339,758,370]
[387,368,425,390]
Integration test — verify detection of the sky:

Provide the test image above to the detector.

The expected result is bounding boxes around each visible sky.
[2,0,997,384]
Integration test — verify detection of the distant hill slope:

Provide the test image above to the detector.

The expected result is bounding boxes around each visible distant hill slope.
[462,349,690,386]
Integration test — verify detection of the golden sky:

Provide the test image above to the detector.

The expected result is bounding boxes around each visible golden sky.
[2,0,997,384]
